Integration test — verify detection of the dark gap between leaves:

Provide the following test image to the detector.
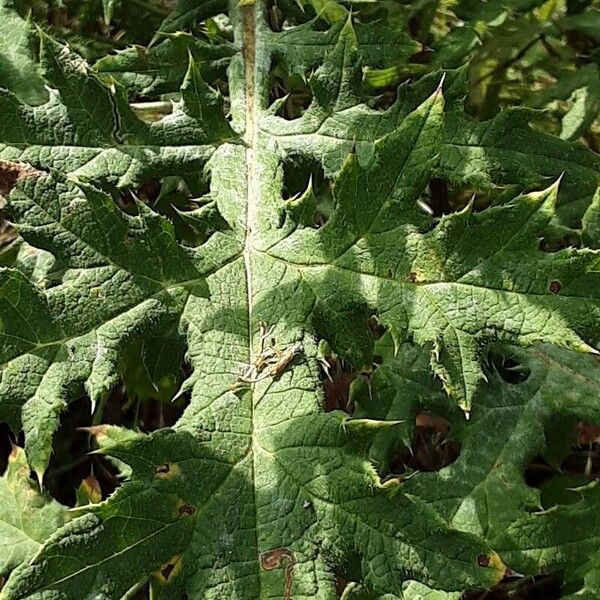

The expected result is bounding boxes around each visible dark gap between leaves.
[111,174,227,247]
[282,156,333,228]
[487,349,531,385]
[387,413,461,476]
[0,422,16,476]
[43,397,120,506]
[524,420,600,509]
[269,59,313,120]
[462,572,562,600]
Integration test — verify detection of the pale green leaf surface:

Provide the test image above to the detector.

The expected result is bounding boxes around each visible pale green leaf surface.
[1,2,600,598]
[582,188,600,248]
[0,0,46,105]
[560,82,600,141]
[0,446,66,577]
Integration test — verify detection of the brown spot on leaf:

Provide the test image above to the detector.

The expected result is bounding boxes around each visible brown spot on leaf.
[156,462,180,479]
[260,548,296,600]
[477,554,490,567]
[549,280,562,294]
[80,425,109,438]
[0,161,42,196]
[178,502,195,517]
[409,272,418,283]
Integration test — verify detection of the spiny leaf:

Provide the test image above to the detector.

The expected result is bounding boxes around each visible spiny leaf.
[0,165,237,475]
[439,108,600,227]
[94,33,235,96]
[1,421,505,599]
[0,33,233,187]
[1,1,600,598]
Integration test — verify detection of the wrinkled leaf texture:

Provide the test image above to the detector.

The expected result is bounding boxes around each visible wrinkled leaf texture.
[0,0,599,598]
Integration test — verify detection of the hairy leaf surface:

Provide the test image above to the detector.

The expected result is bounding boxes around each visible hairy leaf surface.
[0,0,599,598]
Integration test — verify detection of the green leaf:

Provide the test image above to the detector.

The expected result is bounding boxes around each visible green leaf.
[1,421,506,599]
[356,342,600,598]
[0,165,237,475]
[558,8,600,43]
[1,2,600,598]
[268,19,421,76]
[0,0,46,104]
[0,445,67,578]
[439,108,600,227]
[0,33,234,187]
[498,482,600,598]
[561,82,600,141]
[154,0,227,40]
[401,344,600,543]
[94,33,235,96]
[582,188,600,248]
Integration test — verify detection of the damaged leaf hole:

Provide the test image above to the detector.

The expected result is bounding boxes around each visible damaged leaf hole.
[385,412,461,477]
[282,156,333,228]
[487,348,531,385]
[525,418,600,509]
[178,502,196,517]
